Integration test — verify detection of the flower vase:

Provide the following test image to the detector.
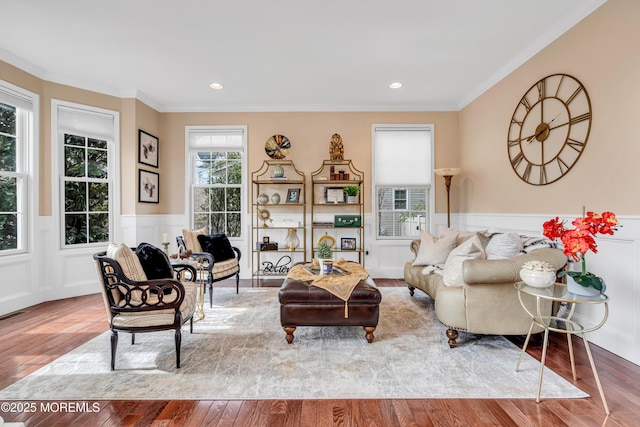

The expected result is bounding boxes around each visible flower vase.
[566,275,601,297]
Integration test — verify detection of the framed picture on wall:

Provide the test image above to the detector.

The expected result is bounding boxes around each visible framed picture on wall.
[139,169,159,203]
[138,129,159,168]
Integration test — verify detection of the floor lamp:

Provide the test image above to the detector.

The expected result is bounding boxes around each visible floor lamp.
[434,168,461,228]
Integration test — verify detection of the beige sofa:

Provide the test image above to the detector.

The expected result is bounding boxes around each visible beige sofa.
[404,237,567,347]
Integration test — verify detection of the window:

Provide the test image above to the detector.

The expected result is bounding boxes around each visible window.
[372,125,433,239]
[186,127,247,238]
[62,134,109,244]
[0,81,36,254]
[54,102,118,248]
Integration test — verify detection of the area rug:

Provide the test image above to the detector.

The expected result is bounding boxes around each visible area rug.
[0,287,587,400]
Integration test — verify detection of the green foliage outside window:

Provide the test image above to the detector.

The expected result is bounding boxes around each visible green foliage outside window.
[64,134,110,245]
[193,151,242,237]
[0,103,18,250]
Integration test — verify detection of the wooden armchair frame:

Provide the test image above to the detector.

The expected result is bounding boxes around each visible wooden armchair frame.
[94,251,198,370]
[176,235,242,307]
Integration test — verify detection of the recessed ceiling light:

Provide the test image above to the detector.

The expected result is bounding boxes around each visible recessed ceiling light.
[389,82,402,89]
[209,82,224,90]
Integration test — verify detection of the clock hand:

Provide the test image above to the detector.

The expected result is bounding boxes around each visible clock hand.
[549,121,570,131]
[548,113,561,126]
[526,127,548,144]
[527,114,564,144]
[517,132,538,143]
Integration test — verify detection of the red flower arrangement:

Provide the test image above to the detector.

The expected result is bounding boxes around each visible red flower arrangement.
[543,211,619,292]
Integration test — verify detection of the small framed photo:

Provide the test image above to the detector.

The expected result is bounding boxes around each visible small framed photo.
[325,187,345,203]
[138,129,159,168]
[286,188,301,203]
[341,237,356,250]
[139,169,159,203]
[263,236,270,243]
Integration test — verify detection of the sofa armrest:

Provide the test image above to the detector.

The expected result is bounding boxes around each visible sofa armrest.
[462,248,567,285]
[409,239,420,257]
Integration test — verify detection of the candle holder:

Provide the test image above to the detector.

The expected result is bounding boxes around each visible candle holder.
[163,242,169,254]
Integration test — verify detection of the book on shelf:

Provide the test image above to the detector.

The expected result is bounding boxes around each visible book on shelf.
[312,221,334,227]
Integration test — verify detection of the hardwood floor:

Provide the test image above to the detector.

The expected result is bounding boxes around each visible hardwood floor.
[0,278,638,426]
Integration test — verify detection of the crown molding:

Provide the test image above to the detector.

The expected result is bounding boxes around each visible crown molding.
[457,0,607,109]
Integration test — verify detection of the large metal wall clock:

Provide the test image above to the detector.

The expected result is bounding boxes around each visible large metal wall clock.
[507,73,592,185]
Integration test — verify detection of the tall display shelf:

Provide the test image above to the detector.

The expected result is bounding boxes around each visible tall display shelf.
[251,160,306,285]
[310,160,364,265]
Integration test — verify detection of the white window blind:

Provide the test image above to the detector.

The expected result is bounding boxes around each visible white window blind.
[57,106,115,141]
[373,126,432,186]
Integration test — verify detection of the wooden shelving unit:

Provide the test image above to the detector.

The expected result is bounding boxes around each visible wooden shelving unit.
[310,160,364,265]
[251,160,306,285]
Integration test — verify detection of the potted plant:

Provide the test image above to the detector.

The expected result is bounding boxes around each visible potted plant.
[543,211,619,295]
[316,240,334,275]
[343,185,361,203]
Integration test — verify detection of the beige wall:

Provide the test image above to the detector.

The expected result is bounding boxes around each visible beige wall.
[459,0,640,216]
[160,111,459,215]
[0,63,458,218]
[2,0,636,220]
[130,100,162,215]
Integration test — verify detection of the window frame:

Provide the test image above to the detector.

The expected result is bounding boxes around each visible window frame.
[372,124,434,240]
[52,100,120,250]
[0,80,38,256]
[184,126,247,240]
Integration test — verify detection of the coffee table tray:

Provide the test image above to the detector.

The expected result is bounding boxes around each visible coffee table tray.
[303,265,351,277]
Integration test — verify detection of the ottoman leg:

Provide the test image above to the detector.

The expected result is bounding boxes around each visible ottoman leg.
[363,326,376,343]
[284,326,296,344]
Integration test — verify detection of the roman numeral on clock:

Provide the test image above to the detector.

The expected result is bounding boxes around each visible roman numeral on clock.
[570,113,590,125]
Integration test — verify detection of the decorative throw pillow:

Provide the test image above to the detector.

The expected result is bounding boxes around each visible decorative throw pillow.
[439,226,488,246]
[106,243,147,302]
[182,226,208,253]
[107,243,147,282]
[520,235,555,253]
[135,242,174,279]
[486,233,524,260]
[197,233,236,262]
[412,231,458,266]
[442,234,487,287]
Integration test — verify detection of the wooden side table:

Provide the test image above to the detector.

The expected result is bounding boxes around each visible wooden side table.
[514,281,609,414]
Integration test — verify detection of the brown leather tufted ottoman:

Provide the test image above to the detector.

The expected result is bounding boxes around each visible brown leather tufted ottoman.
[279,276,381,344]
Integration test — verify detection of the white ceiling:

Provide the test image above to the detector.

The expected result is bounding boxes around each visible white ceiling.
[1,0,606,112]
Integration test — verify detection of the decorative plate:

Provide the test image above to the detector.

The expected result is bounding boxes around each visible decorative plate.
[265,135,291,159]
[316,233,336,248]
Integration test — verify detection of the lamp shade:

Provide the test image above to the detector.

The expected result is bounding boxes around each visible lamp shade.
[434,168,461,176]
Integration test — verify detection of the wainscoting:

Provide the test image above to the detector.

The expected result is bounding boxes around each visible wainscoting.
[0,212,637,367]
[461,213,640,366]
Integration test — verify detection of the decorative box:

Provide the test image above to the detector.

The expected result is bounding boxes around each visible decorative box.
[256,242,279,251]
[334,215,361,227]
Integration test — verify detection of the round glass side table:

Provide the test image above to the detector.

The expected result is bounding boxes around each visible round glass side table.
[514,281,609,414]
